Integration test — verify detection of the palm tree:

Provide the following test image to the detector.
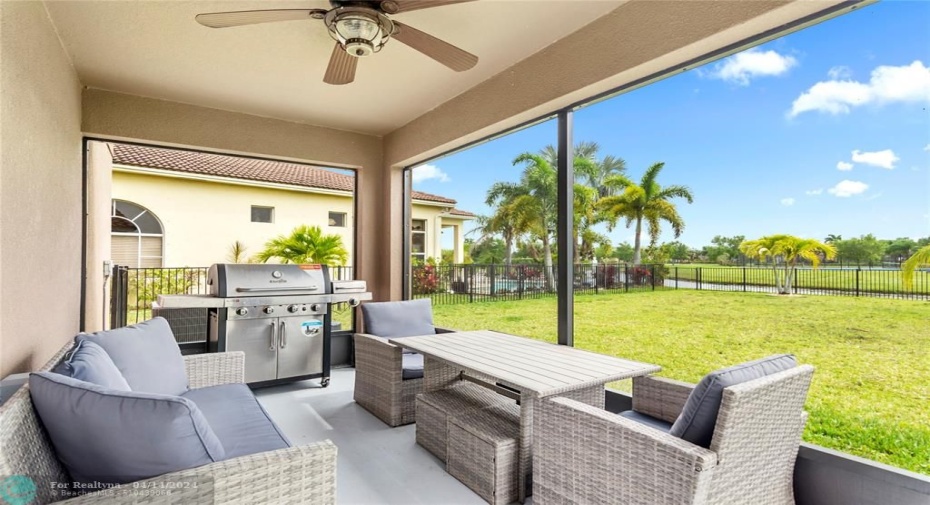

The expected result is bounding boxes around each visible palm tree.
[598,162,694,265]
[469,203,531,267]
[825,234,842,244]
[227,240,249,263]
[901,244,930,289]
[739,234,837,294]
[256,225,349,266]
[487,151,560,289]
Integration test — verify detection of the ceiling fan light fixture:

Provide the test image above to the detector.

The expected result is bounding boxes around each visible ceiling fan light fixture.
[326,8,393,58]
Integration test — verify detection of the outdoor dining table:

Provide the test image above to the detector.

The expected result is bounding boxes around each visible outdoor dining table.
[389,329,661,502]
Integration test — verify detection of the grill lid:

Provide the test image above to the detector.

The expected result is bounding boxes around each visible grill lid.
[208,264,330,297]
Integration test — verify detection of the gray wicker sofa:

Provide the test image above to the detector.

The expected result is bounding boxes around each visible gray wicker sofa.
[0,341,337,504]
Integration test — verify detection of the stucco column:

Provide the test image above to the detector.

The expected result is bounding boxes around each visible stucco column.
[454,224,464,264]
[84,142,114,331]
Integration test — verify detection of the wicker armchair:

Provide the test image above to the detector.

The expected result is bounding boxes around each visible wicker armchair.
[354,299,451,427]
[533,365,814,505]
[0,344,337,505]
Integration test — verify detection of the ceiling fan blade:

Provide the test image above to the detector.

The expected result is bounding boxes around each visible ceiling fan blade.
[388,0,476,14]
[323,43,358,85]
[195,9,324,28]
[392,21,477,72]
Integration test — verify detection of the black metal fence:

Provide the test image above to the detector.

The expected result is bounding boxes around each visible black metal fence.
[110,265,357,327]
[664,265,930,299]
[411,263,664,305]
[412,263,930,305]
[111,266,210,327]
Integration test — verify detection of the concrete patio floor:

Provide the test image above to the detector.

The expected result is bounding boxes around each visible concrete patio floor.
[255,368,495,505]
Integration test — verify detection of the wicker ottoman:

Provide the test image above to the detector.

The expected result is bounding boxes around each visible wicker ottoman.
[447,403,521,505]
[416,382,511,462]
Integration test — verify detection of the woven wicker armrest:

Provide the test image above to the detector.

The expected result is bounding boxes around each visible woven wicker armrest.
[535,397,716,504]
[632,375,695,423]
[183,351,245,389]
[59,440,338,505]
[354,333,403,377]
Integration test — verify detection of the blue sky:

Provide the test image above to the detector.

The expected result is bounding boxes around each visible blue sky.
[413,1,930,250]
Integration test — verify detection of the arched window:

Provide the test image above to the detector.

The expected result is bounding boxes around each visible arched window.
[111,200,164,268]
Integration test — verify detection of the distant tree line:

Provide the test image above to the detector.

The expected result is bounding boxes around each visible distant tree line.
[454,233,930,267]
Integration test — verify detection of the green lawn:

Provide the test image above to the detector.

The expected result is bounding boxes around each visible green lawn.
[432,290,930,475]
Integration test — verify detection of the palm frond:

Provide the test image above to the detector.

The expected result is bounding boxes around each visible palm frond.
[902,245,930,289]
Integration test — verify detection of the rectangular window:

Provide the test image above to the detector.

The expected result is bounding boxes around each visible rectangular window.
[411,219,427,263]
[328,211,347,227]
[251,206,274,223]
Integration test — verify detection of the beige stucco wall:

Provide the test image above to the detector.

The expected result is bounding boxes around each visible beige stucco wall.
[85,141,113,332]
[113,170,357,267]
[0,1,84,376]
[111,168,459,270]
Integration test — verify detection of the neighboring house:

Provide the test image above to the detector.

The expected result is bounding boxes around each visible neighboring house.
[109,144,473,268]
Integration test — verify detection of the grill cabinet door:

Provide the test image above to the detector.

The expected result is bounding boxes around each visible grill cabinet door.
[276,315,325,379]
[225,317,278,383]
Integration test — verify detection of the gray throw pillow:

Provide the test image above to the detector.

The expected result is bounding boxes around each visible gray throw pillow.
[361,299,435,338]
[77,317,188,396]
[55,340,131,391]
[29,372,225,485]
[669,354,797,448]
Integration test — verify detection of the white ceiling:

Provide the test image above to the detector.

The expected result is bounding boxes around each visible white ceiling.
[45,0,622,135]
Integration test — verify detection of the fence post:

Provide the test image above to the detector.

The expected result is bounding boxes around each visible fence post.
[675,267,679,290]
[651,264,656,291]
[624,265,630,292]
[856,268,860,297]
[109,266,128,329]
[697,267,702,291]
[743,267,747,292]
[489,264,496,297]
[468,265,475,303]
[794,268,799,294]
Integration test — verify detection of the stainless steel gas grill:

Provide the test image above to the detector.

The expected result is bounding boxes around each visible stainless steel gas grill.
[157,263,370,387]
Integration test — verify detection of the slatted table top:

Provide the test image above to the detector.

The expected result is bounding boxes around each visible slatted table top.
[390,330,660,397]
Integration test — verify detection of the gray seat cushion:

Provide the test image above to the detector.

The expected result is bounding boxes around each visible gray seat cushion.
[401,352,424,380]
[361,299,435,338]
[77,317,188,396]
[55,340,131,391]
[29,372,224,485]
[182,384,290,459]
[619,410,672,433]
[670,354,797,448]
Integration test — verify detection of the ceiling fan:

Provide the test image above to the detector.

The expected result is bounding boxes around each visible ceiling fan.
[195,1,479,85]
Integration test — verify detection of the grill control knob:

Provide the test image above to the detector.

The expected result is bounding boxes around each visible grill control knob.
[263,306,275,315]
[287,304,299,313]
[310,304,322,312]
[235,307,249,316]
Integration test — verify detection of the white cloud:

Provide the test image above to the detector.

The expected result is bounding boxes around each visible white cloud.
[828,180,869,197]
[924,144,930,152]
[707,49,797,85]
[851,149,899,169]
[805,189,823,196]
[836,161,854,171]
[789,60,930,117]
[828,66,853,80]
[780,197,795,206]
[411,164,450,183]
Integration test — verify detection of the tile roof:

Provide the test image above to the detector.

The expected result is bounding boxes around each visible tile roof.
[447,208,476,218]
[110,143,458,205]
